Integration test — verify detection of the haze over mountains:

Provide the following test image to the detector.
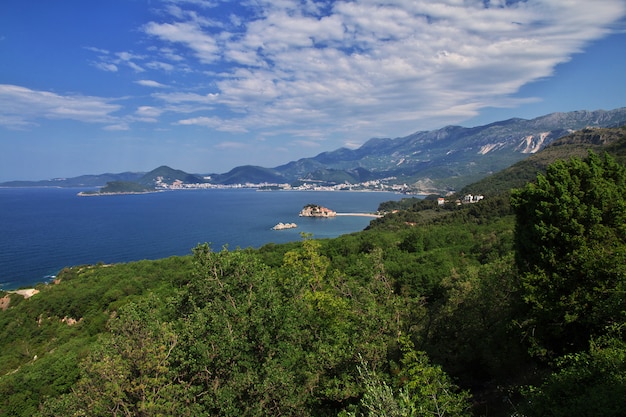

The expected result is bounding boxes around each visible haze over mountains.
[3,108,626,193]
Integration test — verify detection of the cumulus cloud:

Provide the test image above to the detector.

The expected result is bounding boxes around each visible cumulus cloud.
[138,0,625,143]
[0,84,121,129]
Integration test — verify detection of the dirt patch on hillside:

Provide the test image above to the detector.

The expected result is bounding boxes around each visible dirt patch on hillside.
[0,295,10,311]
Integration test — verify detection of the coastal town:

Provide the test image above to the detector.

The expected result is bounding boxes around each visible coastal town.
[153,177,413,193]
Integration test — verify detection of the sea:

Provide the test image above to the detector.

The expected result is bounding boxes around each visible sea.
[0,187,406,290]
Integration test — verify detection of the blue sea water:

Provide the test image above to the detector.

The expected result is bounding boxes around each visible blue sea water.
[0,188,405,290]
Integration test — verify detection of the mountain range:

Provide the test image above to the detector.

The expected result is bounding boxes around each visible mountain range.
[459,125,626,197]
[3,107,626,193]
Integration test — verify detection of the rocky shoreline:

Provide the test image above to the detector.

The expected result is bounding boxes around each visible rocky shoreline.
[272,222,298,230]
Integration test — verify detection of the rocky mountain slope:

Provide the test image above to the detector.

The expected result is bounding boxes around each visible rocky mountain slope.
[460,125,626,196]
[271,108,626,191]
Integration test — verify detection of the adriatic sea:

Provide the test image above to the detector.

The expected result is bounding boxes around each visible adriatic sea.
[0,187,406,290]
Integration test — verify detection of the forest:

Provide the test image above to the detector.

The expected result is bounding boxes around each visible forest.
[1,127,626,416]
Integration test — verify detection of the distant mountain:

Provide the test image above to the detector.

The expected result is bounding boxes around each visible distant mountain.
[209,165,286,185]
[267,108,626,191]
[3,108,625,193]
[0,172,144,188]
[196,108,626,192]
[138,165,205,187]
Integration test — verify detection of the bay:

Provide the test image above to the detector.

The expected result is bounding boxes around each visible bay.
[0,187,405,290]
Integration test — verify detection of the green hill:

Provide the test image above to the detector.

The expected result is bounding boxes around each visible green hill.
[210,165,286,185]
[98,181,153,194]
[138,165,205,187]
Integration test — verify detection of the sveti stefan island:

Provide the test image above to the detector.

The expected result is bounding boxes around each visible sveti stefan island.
[2,1,626,415]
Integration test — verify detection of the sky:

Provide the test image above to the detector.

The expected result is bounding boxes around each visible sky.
[1,0,625,182]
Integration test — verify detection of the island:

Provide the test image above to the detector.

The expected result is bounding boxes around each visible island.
[78,181,155,196]
[272,222,298,230]
[299,204,337,217]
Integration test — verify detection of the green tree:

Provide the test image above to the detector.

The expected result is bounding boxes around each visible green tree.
[173,244,311,416]
[341,339,472,417]
[521,326,626,417]
[38,296,194,416]
[395,337,472,417]
[340,355,403,417]
[286,239,413,410]
[511,152,626,356]
[425,255,525,385]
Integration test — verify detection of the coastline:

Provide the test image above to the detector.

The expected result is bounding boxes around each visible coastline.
[77,190,162,197]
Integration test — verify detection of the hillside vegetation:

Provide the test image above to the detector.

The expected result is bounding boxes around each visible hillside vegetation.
[1,127,626,416]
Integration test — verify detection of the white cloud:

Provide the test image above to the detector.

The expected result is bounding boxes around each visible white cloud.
[163,0,217,9]
[153,91,217,103]
[159,47,185,62]
[138,0,625,144]
[93,62,119,72]
[84,46,110,56]
[88,49,147,73]
[115,52,146,72]
[0,84,121,129]
[103,123,130,131]
[135,79,169,88]
[53,0,617,149]
[176,116,248,132]
[134,106,164,123]
[127,61,146,73]
[143,20,220,64]
[0,114,34,130]
[136,106,163,118]
[146,61,176,72]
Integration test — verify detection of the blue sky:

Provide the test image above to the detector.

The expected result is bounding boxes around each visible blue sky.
[1,0,625,182]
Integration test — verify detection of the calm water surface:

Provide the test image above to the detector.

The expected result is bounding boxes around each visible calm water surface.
[0,188,405,289]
